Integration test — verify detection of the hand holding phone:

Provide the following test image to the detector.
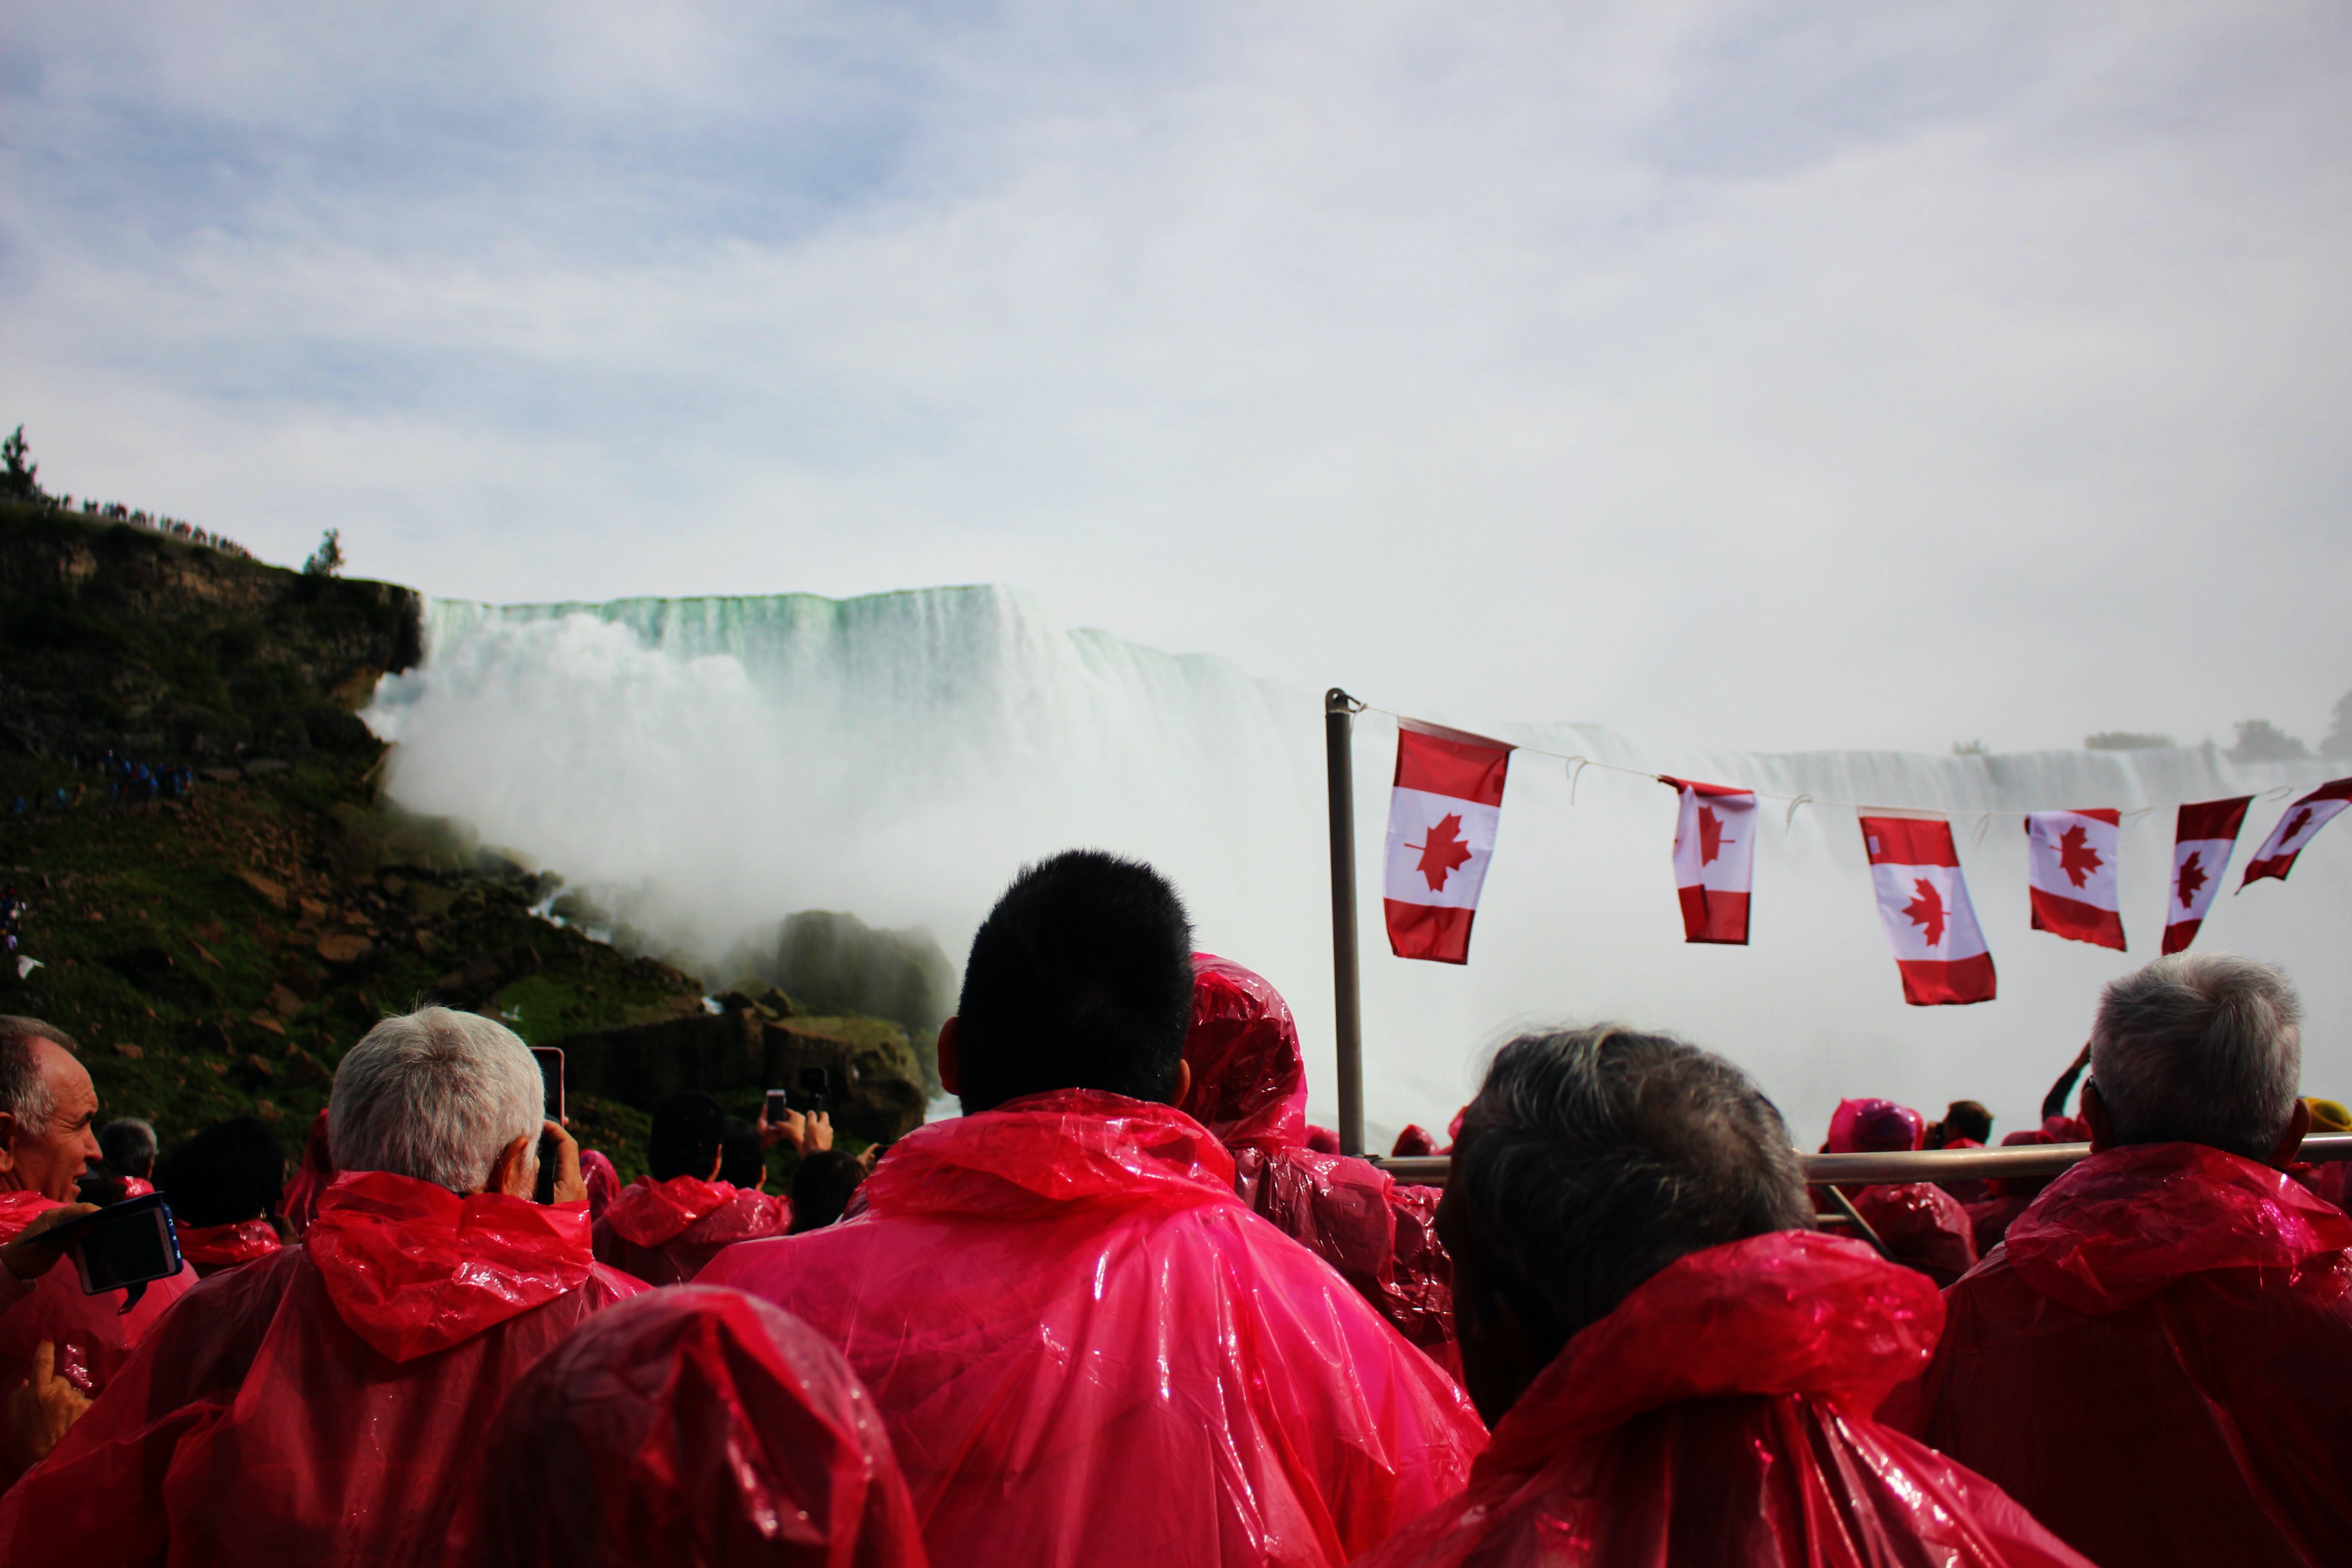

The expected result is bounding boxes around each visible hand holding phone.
[34,1194,184,1311]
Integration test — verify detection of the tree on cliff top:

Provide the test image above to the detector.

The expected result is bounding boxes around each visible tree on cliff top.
[1,426,43,503]
[304,528,345,577]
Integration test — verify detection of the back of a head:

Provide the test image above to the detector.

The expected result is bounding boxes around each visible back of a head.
[158,1117,285,1227]
[954,850,1195,1114]
[100,1117,159,1180]
[458,1287,922,1568]
[0,1016,77,1129]
[329,1007,544,1195]
[2090,953,2302,1160]
[1827,1098,1925,1155]
[718,1120,767,1189]
[649,1092,729,1182]
[1936,1100,1993,1147]
[1179,953,1308,1147]
[788,1149,866,1235]
[1452,1026,1814,1360]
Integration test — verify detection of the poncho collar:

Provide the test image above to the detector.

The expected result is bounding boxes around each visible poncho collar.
[1477,1230,1942,1482]
[864,1088,1238,1220]
[2005,1141,2352,1315]
[306,1170,593,1363]
[0,1188,63,1245]
[604,1174,738,1247]
[176,1218,284,1269]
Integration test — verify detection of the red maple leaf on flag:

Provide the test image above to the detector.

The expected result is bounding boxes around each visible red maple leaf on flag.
[2176,850,2207,910]
[1698,805,1729,866]
[2281,807,2314,845]
[1406,812,1475,893]
[1903,878,1947,947]
[2055,823,2104,889]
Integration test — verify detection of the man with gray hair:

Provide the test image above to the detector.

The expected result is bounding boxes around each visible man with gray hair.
[0,1007,644,1566]
[1900,954,2352,1568]
[1360,1024,2090,1568]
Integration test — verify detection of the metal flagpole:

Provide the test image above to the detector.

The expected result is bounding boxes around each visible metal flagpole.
[1325,689,1366,1158]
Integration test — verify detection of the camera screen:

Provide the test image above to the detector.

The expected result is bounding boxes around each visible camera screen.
[532,1047,564,1121]
[69,1197,184,1296]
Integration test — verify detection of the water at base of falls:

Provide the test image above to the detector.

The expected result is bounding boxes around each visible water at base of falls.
[365,585,2350,1147]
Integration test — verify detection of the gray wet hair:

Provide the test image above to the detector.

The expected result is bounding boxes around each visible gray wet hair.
[330,1007,544,1195]
[1451,1024,1814,1357]
[0,1017,80,1130]
[99,1117,159,1176]
[2091,953,2303,1161]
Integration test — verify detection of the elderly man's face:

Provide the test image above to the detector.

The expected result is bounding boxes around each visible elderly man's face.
[0,1041,102,1203]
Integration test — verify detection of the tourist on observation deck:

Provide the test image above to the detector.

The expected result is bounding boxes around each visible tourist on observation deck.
[702,850,1484,1568]
[1820,1096,1979,1286]
[591,1091,795,1286]
[1896,954,2352,1568]
[1356,1025,2091,1568]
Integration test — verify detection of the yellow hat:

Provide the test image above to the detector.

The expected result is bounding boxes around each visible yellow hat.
[2304,1098,2352,1134]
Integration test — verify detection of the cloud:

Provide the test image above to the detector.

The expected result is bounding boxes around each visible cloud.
[3,0,2349,754]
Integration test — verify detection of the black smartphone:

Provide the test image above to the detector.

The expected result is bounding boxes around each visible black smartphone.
[532,1046,565,1121]
[764,1088,789,1124]
[39,1193,184,1311]
[787,1066,828,1115]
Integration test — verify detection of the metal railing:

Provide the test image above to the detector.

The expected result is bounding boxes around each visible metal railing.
[1371,1132,2352,1187]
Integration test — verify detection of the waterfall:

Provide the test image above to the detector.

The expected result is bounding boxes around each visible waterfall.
[365,587,2349,1145]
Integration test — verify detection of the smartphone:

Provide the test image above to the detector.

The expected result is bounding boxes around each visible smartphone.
[764,1088,789,1124]
[532,1047,565,1121]
[41,1193,184,1311]
[787,1066,829,1115]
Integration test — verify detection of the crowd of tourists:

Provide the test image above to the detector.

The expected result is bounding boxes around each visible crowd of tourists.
[0,847,2341,1566]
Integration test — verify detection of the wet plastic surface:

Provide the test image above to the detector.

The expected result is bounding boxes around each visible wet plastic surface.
[1827,1096,1926,1153]
[280,1107,333,1235]
[173,1218,282,1278]
[1182,953,1458,1366]
[0,1170,644,1565]
[0,1188,193,1488]
[429,1287,925,1567]
[1358,1230,2093,1568]
[699,1088,1485,1568]
[1852,1179,1979,1286]
[1899,1141,2352,1568]
[594,1174,792,1287]
[580,1147,622,1224]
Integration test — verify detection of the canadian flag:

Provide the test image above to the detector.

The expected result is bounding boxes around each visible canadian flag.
[2242,777,2352,888]
[1860,813,1996,1006]
[1383,719,1513,964]
[2162,796,2251,954]
[1663,777,1755,945]
[2023,809,2125,950]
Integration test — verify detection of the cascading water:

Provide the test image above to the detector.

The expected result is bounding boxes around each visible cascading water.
[366,587,2349,1145]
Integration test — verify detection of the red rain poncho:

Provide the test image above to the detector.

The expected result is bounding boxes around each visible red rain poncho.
[1823,1096,1977,1286]
[0,1170,644,1566]
[1182,953,1457,1365]
[0,1188,193,1488]
[1358,1230,2093,1568]
[427,1286,924,1567]
[174,1217,282,1278]
[1897,1141,2352,1568]
[698,1089,1485,1568]
[593,1174,791,1286]
[580,1147,622,1224]
[280,1107,333,1235]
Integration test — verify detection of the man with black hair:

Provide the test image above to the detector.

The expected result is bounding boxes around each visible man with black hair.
[704,850,1482,1568]
[717,1119,768,1191]
[593,1092,791,1286]
[158,1117,287,1277]
[97,1117,158,1196]
[1358,1025,2089,1568]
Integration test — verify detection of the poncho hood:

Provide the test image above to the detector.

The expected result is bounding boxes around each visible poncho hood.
[1179,953,1309,1149]
[604,1174,737,1247]
[863,1088,1238,1222]
[2004,1140,2352,1315]
[306,1170,595,1362]
[1479,1229,1943,1477]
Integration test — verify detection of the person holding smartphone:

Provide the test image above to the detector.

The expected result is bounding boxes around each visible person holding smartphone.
[592,1092,794,1288]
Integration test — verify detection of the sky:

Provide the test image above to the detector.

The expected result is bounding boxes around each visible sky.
[4,1,2349,756]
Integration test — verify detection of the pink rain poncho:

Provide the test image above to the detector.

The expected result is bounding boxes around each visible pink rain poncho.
[0,1188,193,1488]
[0,1170,644,1566]
[1895,1141,2352,1568]
[1823,1096,1978,1286]
[427,1287,925,1567]
[698,1088,1485,1568]
[1358,1230,2093,1568]
[593,1173,791,1286]
[279,1107,333,1235]
[1181,953,1457,1366]
[173,1217,282,1278]
[579,1147,623,1224]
